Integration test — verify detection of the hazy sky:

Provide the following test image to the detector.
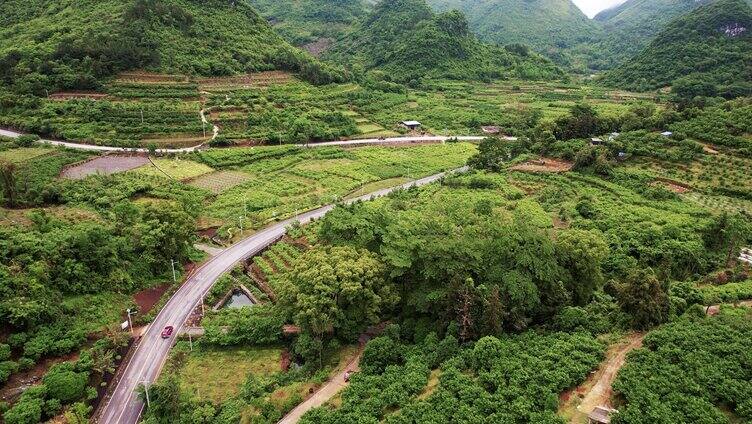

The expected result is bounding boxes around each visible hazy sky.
[572,0,628,18]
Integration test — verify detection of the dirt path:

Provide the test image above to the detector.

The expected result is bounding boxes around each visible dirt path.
[706,300,752,316]
[560,333,645,423]
[199,109,219,141]
[277,352,362,424]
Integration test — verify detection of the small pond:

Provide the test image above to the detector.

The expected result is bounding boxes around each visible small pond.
[222,289,255,309]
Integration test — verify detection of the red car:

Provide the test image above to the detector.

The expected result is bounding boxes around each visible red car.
[161,326,174,339]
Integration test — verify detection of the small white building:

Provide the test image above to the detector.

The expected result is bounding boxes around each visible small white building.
[661,131,673,137]
[591,137,604,145]
[608,132,620,141]
[400,120,422,131]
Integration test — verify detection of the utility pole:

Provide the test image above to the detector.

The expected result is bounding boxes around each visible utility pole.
[126,309,137,334]
[140,109,144,125]
[171,259,177,282]
[142,381,151,408]
[201,296,205,316]
[188,331,193,351]
[239,215,244,233]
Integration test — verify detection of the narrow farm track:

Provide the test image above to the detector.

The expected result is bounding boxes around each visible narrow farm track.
[564,333,645,423]
[578,334,644,413]
[278,352,363,424]
[96,167,468,424]
[0,128,484,153]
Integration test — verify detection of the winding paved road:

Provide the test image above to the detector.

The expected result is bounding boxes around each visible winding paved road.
[97,167,467,424]
[0,128,492,153]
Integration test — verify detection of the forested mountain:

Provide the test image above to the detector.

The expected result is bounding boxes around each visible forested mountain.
[425,0,601,66]
[247,0,368,50]
[0,0,345,95]
[325,0,564,83]
[584,0,715,69]
[601,0,752,98]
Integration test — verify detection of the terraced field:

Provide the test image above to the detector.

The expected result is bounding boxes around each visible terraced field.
[195,143,477,233]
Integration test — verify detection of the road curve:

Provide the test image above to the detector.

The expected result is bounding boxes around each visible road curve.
[97,167,468,424]
[0,128,495,153]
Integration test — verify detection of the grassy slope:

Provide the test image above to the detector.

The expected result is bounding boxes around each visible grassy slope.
[325,0,563,82]
[601,0,752,91]
[247,0,368,46]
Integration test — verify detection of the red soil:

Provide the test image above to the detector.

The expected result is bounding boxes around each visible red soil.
[511,158,574,173]
[133,284,171,314]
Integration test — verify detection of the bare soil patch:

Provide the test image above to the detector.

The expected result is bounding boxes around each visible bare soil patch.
[60,155,150,179]
[705,300,752,316]
[302,38,334,57]
[654,178,692,194]
[48,92,108,101]
[116,71,188,84]
[197,71,295,89]
[559,333,645,423]
[133,283,171,315]
[702,144,720,155]
[511,158,574,173]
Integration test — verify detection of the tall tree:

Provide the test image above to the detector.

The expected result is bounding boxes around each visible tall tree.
[279,246,398,340]
[614,268,670,330]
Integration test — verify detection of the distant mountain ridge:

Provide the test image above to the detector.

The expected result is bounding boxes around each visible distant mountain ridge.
[425,0,601,67]
[0,0,345,95]
[601,0,752,97]
[325,0,564,82]
[585,0,715,69]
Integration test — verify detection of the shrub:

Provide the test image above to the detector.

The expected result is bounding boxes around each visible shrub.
[43,364,89,403]
[14,135,40,148]
[0,361,19,384]
[3,398,43,424]
[0,344,9,361]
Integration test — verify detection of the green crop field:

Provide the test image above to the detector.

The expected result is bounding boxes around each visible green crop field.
[189,170,255,194]
[177,346,282,403]
[0,147,54,163]
[133,158,214,181]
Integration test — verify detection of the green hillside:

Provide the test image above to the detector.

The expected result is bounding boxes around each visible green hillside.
[247,0,367,49]
[601,0,752,98]
[584,0,715,69]
[0,0,345,95]
[425,0,601,67]
[325,0,564,82]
